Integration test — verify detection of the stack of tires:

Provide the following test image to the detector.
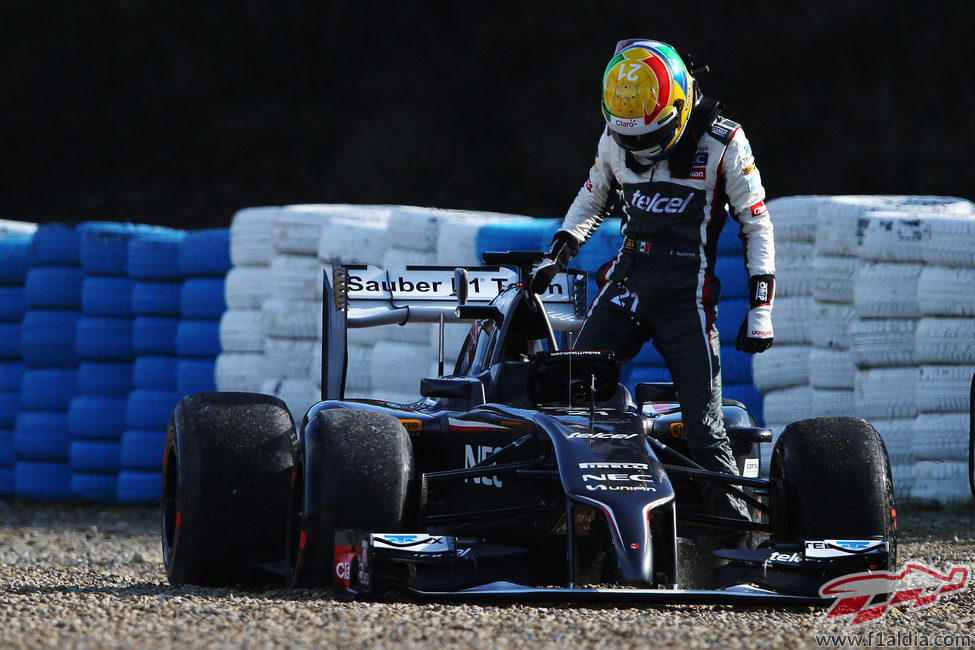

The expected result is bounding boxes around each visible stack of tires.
[912,211,975,502]
[315,205,392,402]
[218,207,277,393]
[121,227,186,503]
[16,224,83,500]
[0,227,35,496]
[69,223,140,502]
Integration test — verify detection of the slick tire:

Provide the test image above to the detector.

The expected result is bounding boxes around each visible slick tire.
[287,408,414,590]
[162,392,297,587]
[769,416,897,570]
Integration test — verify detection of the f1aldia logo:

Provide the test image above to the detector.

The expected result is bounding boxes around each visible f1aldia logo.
[820,563,969,625]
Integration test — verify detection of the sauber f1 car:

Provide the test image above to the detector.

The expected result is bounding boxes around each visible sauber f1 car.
[162,252,897,605]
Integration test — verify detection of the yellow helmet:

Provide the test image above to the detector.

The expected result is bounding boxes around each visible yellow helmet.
[601,39,695,160]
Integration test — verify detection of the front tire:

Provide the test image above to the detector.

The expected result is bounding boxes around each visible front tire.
[287,408,414,589]
[162,392,297,587]
[770,416,897,570]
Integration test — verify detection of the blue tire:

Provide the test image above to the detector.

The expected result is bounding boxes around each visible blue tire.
[81,276,134,317]
[125,389,180,431]
[0,235,33,283]
[179,228,231,277]
[717,298,749,342]
[723,382,764,424]
[20,309,80,366]
[15,412,71,460]
[132,281,182,316]
[714,256,749,300]
[0,467,12,497]
[0,427,13,466]
[78,361,134,397]
[70,471,119,503]
[127,228,186,280]
[120,430,166,470]
[78,222,139,274]
[70,439,122,472]
[721,347,755,384]
[0,394,19,427]
[24,266,84,309]
[16,460,72,500]
[0,286,26,320]
[30,224,80,266]
[0,323,22,359]
[0,427,15,466]
[69,396,128,439]
[176,320,222,358]
[476,219,555,255]
[20,367,79,411]
[133,316,179,355]
[116,469,162,504]
[180,278,227,318]
[133,356,179,390]
[177,358,216,394]
[76,317,135,361]
[622,364,674,386]
[716,219,745,255]
[0,361,24,391]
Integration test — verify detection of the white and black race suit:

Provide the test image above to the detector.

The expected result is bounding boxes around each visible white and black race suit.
[559,109,775,524]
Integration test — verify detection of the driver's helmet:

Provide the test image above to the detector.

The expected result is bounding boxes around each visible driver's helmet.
[601,39,695,160]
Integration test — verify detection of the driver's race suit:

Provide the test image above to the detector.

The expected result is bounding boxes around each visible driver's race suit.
[558,102,775,525]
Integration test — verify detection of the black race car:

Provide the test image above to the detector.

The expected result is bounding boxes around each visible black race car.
[162,252,896,605]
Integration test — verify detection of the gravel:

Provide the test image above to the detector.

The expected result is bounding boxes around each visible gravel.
[1,501,973,649]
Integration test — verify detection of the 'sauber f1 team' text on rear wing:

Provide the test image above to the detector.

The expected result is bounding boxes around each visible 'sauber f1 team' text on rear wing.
[320,263,589,400]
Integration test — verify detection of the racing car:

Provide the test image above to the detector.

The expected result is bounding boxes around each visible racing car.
[162,251,897,604]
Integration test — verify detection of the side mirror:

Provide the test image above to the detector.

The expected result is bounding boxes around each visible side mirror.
[635,382,679,412]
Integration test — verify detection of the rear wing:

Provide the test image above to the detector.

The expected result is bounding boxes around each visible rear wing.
[321,263,588,400]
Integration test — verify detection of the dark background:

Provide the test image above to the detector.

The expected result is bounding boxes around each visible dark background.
[3,1,973,229]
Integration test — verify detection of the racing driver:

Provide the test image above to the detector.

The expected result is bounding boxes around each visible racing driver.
[532,38,776,539]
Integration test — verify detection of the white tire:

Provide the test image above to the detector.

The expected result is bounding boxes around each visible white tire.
[387,206,450,252]
[849,318,917,368]
[262,298,321,340]
[260,377,320,425]
[853,367,918,419]
[808,347,854,389]
[215,352,266,392]
[858,211,926,263]
[921,214,975,268]
[382,246,438,268]
[761,385,816,425]
[263,337,319,381]
[219,309,264,353]
[810,302,856,350]
[230,207,277,266]
[853,261,922,318]
[810,388,854,416]
[436,215,493,266]
[772,296,814,344]
[915,364,974,412]
[317,216,388,265]
[912,413,969,461]
[270,254,323,301]
[272,206,336,255]
[915,317,975,364]
[225,266,272,310]
[344,343,373,395]
[917,265,975,317]
[773,242,814,297]
[765,196,820,243]
[369,340,433,396]
[910,460,972,504]
[870,417,915,467]
[811,254,856,304]
[752,345,810,392]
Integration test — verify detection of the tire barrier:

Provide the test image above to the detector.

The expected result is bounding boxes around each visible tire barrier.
[2,198,973,506]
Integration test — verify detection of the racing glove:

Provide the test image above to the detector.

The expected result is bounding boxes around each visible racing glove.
[736,274,775,354]
[530,230,580,295]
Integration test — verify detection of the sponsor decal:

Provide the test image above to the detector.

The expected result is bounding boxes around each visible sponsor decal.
[372,534,452,553]
[754,279,770,303]
[769,551,803,563]
[711,125,730,139]
[465,444,503,488]
[669,422,685,438]
[821,563,969,625]
[345,267,516,302]
[805,539,886,559]
[629,189,695,214]
[743,164,756,175]
[743,457,759,478]
[585,177,594,192]
[579,462,649,469]
[746,173,761,192]
[567,432,639,440]
[399,419,422,433]
[580,462,658,492]
[692,150,709,166]
[750,201,768,217]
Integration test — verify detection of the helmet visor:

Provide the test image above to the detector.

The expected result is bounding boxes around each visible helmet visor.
[609,124,677,152]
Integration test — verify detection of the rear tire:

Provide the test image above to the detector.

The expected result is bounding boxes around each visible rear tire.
[770,416,897,569]
[287,408,414,589]
[162,392,297,587]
